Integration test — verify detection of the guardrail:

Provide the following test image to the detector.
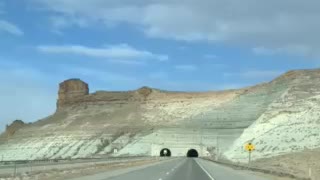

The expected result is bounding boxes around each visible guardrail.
[0,156,167,178]
[0,155,154,165]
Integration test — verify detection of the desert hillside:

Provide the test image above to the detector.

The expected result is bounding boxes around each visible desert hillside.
[224,69,320,161]
[0,69,320,162]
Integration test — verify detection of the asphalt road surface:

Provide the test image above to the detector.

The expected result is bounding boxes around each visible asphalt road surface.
[104,158,269,180]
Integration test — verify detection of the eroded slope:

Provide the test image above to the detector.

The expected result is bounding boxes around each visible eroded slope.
[224,70,320,161]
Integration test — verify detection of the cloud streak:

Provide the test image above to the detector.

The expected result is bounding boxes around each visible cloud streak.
[37,44,168,63]
[0,20,24,36]
[30,0,320,57]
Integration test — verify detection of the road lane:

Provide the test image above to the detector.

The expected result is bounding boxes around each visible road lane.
[0,156,275,180]
[165,158,212,180]
[106,158,185,180]
[196,158,269,180]
[75,158,273,180]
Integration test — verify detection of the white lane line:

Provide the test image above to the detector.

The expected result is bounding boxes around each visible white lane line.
[195,159,215,180]
[158,158,183,180]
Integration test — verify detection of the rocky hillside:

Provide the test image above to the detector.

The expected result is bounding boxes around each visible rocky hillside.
[1,69,320,161]
[224,69,320,162]
[0,79,244,160]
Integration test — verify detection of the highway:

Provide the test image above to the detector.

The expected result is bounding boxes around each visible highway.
[78,158,270,180]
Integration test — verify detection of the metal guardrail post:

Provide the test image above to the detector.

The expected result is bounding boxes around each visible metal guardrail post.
[13,162,17,177]
[30,161,33,173]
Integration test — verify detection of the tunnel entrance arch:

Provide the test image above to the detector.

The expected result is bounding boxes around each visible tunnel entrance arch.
[160,148,171,157]
[187,149,199,157]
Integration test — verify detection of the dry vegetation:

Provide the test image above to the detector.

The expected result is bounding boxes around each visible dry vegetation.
[0,159,159,180]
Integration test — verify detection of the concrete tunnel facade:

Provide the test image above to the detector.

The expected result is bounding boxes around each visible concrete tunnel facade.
[152,145,209,157]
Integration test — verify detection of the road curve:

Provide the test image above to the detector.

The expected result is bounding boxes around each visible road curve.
[103,158,269,180]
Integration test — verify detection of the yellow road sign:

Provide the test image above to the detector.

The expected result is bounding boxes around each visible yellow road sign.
[245,143,255,152]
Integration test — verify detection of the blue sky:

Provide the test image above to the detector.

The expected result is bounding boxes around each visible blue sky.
[1,0,320,131]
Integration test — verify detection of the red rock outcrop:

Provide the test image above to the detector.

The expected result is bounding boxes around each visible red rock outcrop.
[5,120,25,137]
[57,79,89,110]
[55,78,240,112]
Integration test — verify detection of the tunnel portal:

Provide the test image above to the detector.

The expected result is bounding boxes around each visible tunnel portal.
[187,149,199,157]
[160,148,171,157]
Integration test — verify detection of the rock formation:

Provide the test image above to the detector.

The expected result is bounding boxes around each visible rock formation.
[57,79,89,110]
[0,69,320,161]
[224,69,320,162]
[5,120,26,137]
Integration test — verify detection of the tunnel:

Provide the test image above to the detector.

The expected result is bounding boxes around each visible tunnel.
[187,149,199,158]
[160,148,171,157]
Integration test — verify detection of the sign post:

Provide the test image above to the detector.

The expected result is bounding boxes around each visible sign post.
[244,143,255,166]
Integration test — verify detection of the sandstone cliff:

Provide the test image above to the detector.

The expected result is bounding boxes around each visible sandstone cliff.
[57,79,89,110]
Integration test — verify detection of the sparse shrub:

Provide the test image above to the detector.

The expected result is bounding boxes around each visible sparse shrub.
[128,133,135,138]
[95,138,110,154]
[112,131,125,141]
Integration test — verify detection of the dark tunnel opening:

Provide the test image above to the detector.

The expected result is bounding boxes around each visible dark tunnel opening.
[160,148,171,157]
[187,149,199,158]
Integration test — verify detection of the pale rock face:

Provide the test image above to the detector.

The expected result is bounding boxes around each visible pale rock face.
[140,92,239,125]
[224,71,320,162]
[115,128,244,157]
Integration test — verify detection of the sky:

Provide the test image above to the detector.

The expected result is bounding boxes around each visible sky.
[1,0,320,132]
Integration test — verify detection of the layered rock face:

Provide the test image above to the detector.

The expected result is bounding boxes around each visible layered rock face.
[224,69,320,162]
[57,79,89,110]
[1,69,320,161]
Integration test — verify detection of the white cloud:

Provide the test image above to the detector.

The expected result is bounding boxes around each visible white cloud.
[37,44,168,63]
[49,16,89,33]
[0,20,24,36]
[175,64,197,71]
[29,0,320,57]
